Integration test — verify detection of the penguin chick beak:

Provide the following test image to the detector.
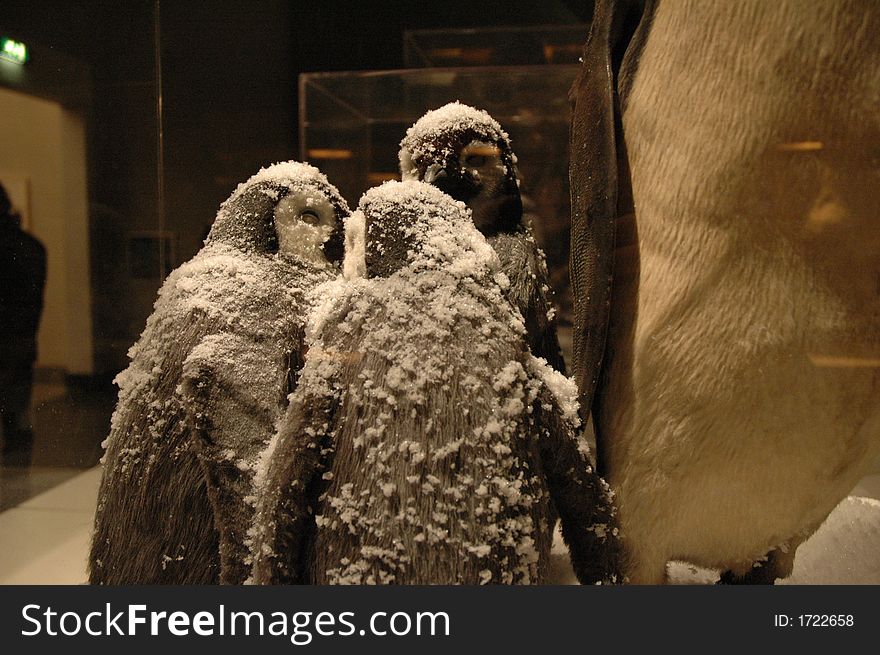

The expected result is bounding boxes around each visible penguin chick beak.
[423,164,446,184]
[429,164,481,204]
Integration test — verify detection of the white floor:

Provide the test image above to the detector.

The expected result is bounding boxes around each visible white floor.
[0,467,101,584]
[1,467,878,585]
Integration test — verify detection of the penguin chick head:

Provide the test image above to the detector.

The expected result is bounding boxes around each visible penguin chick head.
[355,180,499,280]
[207,161,350,265]
[399,102,522,235]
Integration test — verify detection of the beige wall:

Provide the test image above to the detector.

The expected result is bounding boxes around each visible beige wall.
[0,86,93,374]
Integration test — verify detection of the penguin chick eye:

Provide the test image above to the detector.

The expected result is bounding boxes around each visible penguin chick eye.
[461,143,501,170]
[464,154,488,168]
[300,209,322,225]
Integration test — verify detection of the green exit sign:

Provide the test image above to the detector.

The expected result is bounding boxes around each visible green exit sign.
[0,37,29,65]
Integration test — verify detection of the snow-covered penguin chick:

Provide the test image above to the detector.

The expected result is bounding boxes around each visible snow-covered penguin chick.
[399,102,565,373]
[89,162,350,584]
[248,180,622,585]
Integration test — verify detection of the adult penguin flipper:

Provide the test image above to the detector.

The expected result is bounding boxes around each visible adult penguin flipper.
[568,0,650,474]
[569,0,620,473]
[182,333,288,584]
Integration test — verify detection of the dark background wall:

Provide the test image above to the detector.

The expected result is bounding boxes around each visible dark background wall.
[0,0,591,374]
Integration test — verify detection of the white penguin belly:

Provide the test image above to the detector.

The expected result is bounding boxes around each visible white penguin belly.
[617,240,880,569]
[604,0,880,580]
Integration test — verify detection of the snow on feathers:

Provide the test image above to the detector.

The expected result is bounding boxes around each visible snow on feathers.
[92,162,349,585]
[248,181,622,586]
[399,102,514,180]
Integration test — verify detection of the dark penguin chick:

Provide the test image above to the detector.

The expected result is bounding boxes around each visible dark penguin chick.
[399,102,566,374]
[89,161,350,585]
[248,180,623,585]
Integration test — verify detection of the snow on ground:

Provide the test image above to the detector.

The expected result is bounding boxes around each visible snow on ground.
[779,496,880,585]
[549,490,880,584]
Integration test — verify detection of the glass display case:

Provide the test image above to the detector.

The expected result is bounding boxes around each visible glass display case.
[301,65,578,326]
[403,24,588,67]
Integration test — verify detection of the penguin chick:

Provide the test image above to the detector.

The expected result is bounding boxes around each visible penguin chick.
[399,102,565,373]
[249,180,622,585]
[89,161,350,584]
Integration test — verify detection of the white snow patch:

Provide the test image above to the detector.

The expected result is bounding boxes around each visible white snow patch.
[227,161,332,203]
[527,356,581,428]
[343,210,367,280]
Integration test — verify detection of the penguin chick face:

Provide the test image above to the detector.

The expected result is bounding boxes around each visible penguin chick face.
[274,189,337,265]
[451,140,509,232]
[207,161,349,265]
[399,102,522,235]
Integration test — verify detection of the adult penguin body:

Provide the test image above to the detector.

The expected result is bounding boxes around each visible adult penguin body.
[399,103,566,374]
[89,162,349,584]
[570,0,880,583]
[249,181,621,585]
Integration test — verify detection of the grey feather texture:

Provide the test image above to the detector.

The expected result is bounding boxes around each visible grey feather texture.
[249,181,622,585]
[89,162,349,584]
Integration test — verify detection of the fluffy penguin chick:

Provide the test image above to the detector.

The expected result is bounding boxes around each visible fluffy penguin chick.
[249,180,622,585]
[90,162,350,584]
[399,102,565,373]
